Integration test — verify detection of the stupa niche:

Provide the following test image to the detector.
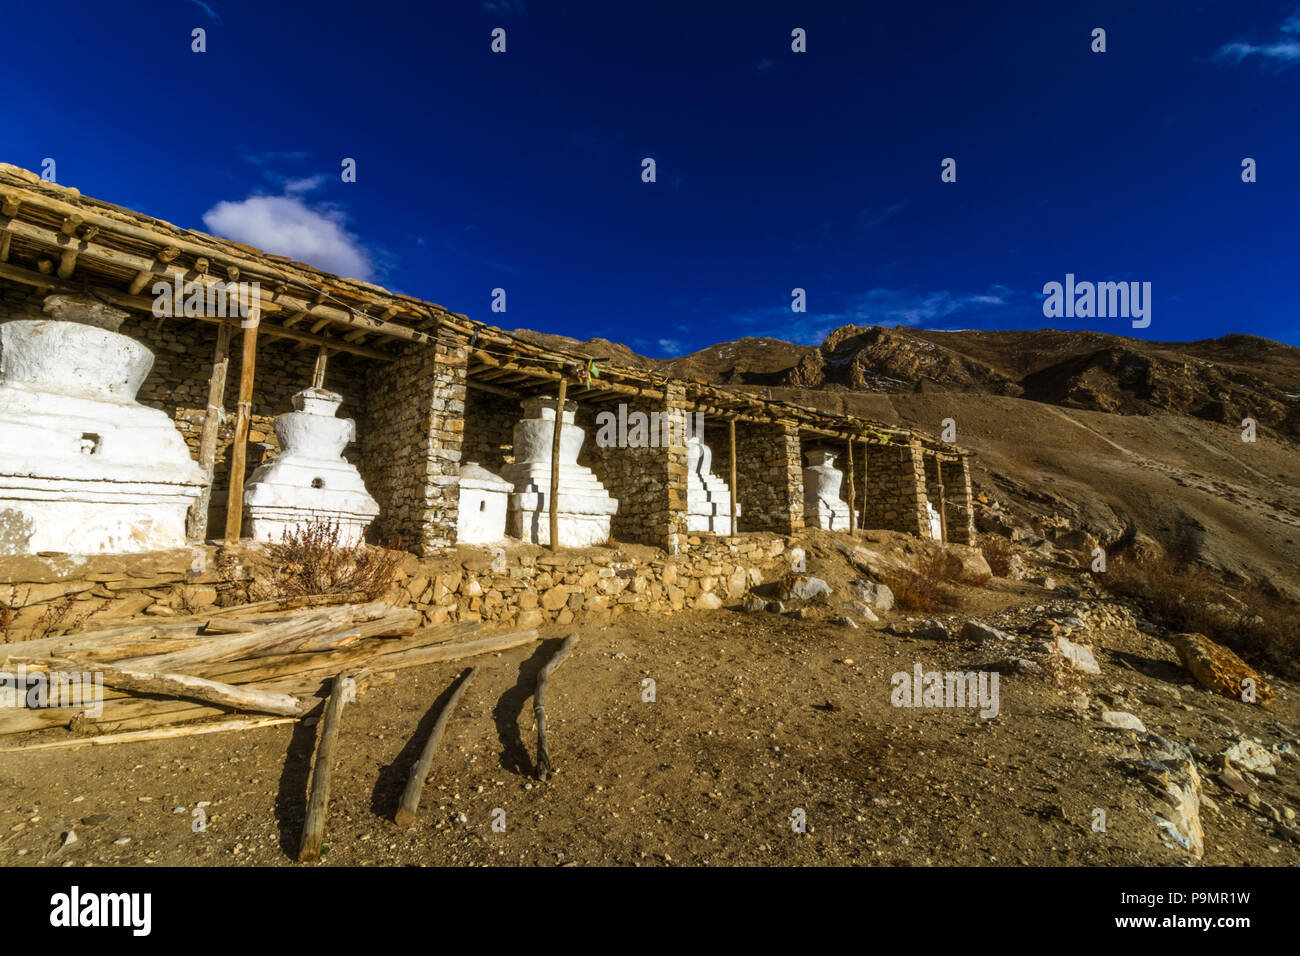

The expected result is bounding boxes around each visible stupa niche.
[501,397,617,547]
[684,435,739,534]
[802,448,851,532]
[242,388,379,545]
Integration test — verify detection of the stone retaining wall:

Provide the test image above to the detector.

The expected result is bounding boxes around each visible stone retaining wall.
[0,534,791,641]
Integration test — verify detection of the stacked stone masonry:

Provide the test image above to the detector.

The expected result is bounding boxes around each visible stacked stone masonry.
[0,278,975,557]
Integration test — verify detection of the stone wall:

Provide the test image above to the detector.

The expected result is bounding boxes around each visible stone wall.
[734,422,803,534]
[861,441,927,536]
[395,533,786,629]
[361,336,467,553]
[0,548,222,639]
[0,534,790,641]
[576,384,689,551]
[940,454,976,545]
[462,389,518,474]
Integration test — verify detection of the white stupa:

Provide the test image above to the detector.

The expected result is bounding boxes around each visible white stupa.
[802,448,851,532]
[0,295,205,554]
[684,435,739,534]
[242,388,379,545]
[456,462,513,545]
[501,396,617,547]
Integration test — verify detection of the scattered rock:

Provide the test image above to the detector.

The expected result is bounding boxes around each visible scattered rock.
[960,620,1013,643]
[850,578,894,612]
[1171,633,1272,704]
[741,594,769,613]
[778,575,832,602]
[1100,710,1147,733]
[1222,737,1276,777]
[911,619,949,641]
[1052,635,1100,675]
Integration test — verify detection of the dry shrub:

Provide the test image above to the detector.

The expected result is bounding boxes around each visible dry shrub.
[1101,554,1300,678]
[253,519,405,602]
[879,551,953,613]
[980,535,1014,578]
[1,585,28,642]
[1039,639,1084,696]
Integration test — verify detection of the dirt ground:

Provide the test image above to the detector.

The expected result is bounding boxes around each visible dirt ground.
[2,568,1297,867]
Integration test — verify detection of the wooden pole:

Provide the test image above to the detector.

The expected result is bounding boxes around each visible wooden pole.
[937,481,948,543]
[312,347,328,389]
[87,662,308,716]
[534,633,577,781]
[0,716,297,754]
[845,438,857,536]
[299,672,349,862]
[548,379,567,550]
[187,320,233,542]
[728,418,738,534]
[394,666,477,826]
[223,307,260,542]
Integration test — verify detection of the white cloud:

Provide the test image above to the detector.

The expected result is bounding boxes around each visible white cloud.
[201,194,374,280]
[657,338,683,354]
[189,0,221,24]
[1214,9,1300,67]
[854,202,906,231]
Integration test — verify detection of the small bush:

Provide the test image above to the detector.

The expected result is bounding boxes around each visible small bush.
[1101,554,1300,677]
[253,519,405,602]
[879,551,953,613]
[980,535,1015,578]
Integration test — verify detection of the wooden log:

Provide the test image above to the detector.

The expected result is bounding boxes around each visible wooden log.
[299,673,350,862]
[728,418,738,532]
[548,378,567,550]
[361,627,539,673]
[115,603,412,672]
[845,437,857,535]
[187,319,233,541]
[0,716,298,754]
[223,307,260,542]
[534,633,577,781]
[394,666,477,826]
[91,662,309,716]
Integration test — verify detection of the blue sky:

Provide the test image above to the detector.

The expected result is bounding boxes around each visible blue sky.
[2,1,1297,354]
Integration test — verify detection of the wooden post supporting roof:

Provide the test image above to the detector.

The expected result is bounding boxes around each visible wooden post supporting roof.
[937,480,948,543]
[187,319,233,542]
[548,378,567,550]
[223,307,260,542]
[312,347,328,389]
[728,419,738,533]
[846,437,857,536]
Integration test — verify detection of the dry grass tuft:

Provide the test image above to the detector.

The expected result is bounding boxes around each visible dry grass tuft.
[251,519,405,602]
[980,535,1015,578]
[1101,553,1299,678]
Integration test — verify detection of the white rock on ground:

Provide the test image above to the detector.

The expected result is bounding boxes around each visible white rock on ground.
[1222,737,1277,776]
[1053,635,1101,675]
[851,579,894,612]
[1100,710,1147,733]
